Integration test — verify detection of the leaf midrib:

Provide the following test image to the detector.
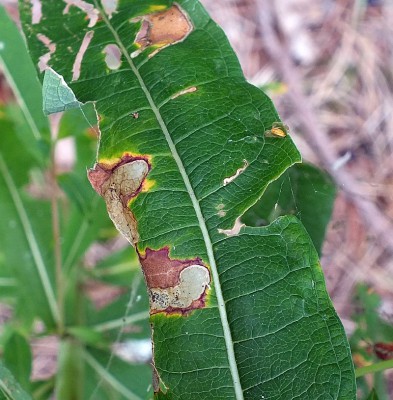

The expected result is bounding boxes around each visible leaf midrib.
[95,4,244,398]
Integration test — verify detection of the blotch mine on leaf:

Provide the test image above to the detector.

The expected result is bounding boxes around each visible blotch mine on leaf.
[138,248,210,315]
[103,44,121,70]
[223,159,248,186]
[88,155,150,245]
[265,122,289,138]
[134,4,192,56]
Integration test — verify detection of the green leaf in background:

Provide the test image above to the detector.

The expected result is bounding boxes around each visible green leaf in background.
[83,348,153,400]
[0,7,49,164]
[3,333,32,393]
[55,339,84,400]
[367,389,380,400]
[19,0,356,399]
[242,163,336,254]
[350,285,393,399]
[0,111,58,328]
[0,361,32,400]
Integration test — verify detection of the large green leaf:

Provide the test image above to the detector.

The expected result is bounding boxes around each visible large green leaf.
[0,111,58,328]
[3,332,32,393]
[367,389,379,400]
[0,361,32,400]
[0,7,50,164]
[20,0,356,398]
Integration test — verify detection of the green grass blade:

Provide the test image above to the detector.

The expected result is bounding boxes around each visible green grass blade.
[0,7,49,162]
[0,361,32,400]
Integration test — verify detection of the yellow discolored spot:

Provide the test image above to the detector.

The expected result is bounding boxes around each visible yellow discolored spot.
[148,5,167,12]
[99,153,152,169]
[265,122,289,138]
[141,178,156,193]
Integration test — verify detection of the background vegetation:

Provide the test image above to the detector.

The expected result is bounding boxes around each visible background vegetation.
[0,0,392,399]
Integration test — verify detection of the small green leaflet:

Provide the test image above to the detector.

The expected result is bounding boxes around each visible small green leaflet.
[42,68,81,115]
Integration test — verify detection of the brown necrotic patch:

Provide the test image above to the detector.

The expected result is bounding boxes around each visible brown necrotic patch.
[139,248,210,315]
[134,4,192,56]
[88,154,150,245]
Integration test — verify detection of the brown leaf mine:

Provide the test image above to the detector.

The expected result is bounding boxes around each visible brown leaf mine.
[135,4,192,56]
[88,156,150,245]
[139,248,210,315]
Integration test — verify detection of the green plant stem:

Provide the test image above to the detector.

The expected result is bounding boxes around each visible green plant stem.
[50,141,64,333]
[356,359,393,378]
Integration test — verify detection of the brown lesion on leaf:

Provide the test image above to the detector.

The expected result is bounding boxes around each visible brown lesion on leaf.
[88,154,150,245]
[134,4,193,57]
[138,247,211,315]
